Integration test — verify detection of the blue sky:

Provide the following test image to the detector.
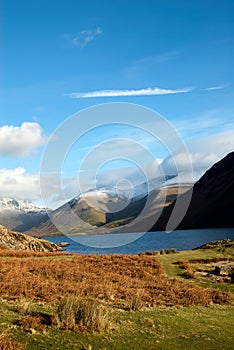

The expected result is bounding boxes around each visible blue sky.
[0,0,234,208]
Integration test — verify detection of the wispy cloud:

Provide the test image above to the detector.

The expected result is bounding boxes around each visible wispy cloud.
[68,27,103,48]
[174,108,234,140]
[204,84,229,91]
[65,86,193,99]
[133,51,182,66]
[124,51,183,79]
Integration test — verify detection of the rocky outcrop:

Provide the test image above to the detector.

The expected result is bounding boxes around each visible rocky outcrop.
[0,224,62,252]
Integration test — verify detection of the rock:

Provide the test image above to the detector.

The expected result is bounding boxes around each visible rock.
[0,224,62,252]
[57,242,70,247]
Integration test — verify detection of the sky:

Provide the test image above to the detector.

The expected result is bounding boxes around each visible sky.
[0,0,234,209]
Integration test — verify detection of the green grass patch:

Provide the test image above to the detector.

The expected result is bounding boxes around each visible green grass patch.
[156,244,234,293]
[0,304,233,350]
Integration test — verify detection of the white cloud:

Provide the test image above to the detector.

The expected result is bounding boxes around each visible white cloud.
[69,27,103,48]
[187,130,234,171]
[0,167,67,207]
[204,84,229,91]
[162,129,234,182]
[0,168,40,201]
[0,122,45,157]
[65,86,193,99]
[96,158,164,188]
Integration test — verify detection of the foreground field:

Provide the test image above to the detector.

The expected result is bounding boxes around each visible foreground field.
[0,240,233,349]
[0,301,233,350]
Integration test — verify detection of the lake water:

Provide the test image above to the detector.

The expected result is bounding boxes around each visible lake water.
[47,228,234,254]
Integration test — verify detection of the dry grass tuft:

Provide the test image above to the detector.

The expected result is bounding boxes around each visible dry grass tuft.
[54,296,111,333]
[128,289,144,311]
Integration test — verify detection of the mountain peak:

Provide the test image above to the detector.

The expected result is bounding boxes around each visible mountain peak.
[0,198,51,232]
[0,198,50,213]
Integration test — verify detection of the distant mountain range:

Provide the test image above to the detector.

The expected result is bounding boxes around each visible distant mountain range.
[150,151,234,231]
[25,186,147,236]
[1,152,233,237]
[0,198,51,232]
[25,184,190,237]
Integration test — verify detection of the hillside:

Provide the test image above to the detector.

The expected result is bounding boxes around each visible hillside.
[27,184,191,237]
[150,151,234,231]
[0,224,62,252]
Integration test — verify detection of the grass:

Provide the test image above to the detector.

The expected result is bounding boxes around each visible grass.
[0,300,233,349]
[156,240,234,293]
[0,240,233,349]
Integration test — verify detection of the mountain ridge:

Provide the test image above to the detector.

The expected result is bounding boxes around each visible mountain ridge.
[26,184,191,237]
[0,198,50,213]
[0,198,51,232]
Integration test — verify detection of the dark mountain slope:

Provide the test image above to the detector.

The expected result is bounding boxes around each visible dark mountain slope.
[150,151,234,231]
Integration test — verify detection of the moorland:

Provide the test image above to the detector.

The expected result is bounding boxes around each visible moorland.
[0,240,233,350]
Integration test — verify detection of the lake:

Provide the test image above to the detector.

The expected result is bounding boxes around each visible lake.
[47,228,234,254]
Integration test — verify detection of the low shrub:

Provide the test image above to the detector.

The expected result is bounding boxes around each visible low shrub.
[178,260,191,269]
[142,251,160,256]
[178,260,197,279]
[183,268,197,279]
[16,312,52,332]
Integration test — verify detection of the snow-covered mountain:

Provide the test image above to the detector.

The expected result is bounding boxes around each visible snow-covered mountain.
[27,181,192,237]
[76,187,129,213]
[0,198,51,232]
[0,198,50,213]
